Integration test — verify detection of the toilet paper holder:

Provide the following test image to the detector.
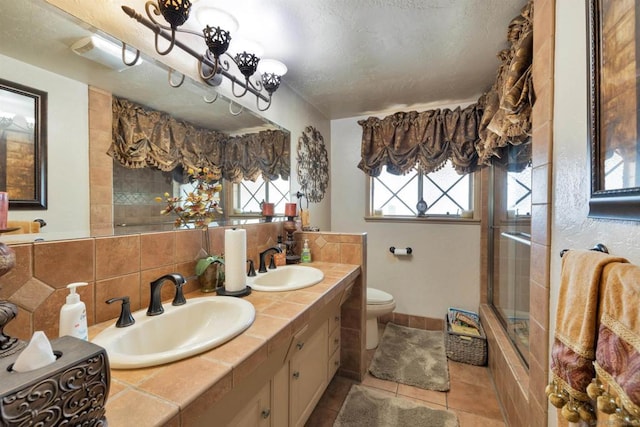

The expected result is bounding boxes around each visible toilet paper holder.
[389,246,412,255]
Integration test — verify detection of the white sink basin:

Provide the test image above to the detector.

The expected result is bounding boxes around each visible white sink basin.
[92,296,255,369]
[248,265,324,292]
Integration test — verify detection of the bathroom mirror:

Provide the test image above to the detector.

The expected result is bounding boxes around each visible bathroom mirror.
[0,0,289,240]
[0,78,47,209]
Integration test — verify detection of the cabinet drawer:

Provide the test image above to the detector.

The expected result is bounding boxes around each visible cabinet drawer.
[328,325,340,357]
[329,309,341,334]
[328,347,340,381]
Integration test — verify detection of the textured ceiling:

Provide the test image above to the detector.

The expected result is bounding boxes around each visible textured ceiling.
[184,0,529,118]
[1,0,528,125]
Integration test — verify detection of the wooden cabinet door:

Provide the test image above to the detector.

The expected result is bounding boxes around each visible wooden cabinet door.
[289,322,328,427]
[227,381,271,427]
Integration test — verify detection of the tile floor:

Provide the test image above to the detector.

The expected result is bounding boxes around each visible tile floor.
[305,324,507,427]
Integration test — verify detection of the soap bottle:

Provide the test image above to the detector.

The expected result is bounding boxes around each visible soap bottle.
[59,282,88,340]
[301,239,311,263]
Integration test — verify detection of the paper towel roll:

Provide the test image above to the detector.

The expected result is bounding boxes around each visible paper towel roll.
[224,229,247,292]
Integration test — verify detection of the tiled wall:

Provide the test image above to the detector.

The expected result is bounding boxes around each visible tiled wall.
[88,87,113,237]
[1,226,368,382]
[296,231,367,381]
[479,0,555,426]
[113,163,175,234]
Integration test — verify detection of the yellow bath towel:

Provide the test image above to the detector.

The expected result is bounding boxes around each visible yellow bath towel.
[549,250,627,421]
[593,262,640,420]
[6,220,41,234]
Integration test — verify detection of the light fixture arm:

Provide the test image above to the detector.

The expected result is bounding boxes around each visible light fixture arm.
[256,94,273,112]
[229,101,244,116]
[203,93,219,104]
[121,42,141,66]
[122,4,272,104]
[168,69,185,88]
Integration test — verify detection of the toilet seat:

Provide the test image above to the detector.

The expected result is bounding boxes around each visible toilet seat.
[367,288,393,305]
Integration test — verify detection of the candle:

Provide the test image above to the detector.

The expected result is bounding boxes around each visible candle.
[261,202,274,216]
[285,202,297,217]
[0,192,7,229]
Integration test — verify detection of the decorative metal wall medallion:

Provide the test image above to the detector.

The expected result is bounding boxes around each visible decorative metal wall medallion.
[296,126,329,203]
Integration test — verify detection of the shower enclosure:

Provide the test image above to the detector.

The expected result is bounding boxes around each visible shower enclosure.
[489,143,532,366]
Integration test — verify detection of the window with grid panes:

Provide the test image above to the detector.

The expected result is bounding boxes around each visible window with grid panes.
[371,161,473,216]
[232,176,290,215]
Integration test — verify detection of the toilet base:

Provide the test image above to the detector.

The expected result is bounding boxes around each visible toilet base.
[366,317,380,350]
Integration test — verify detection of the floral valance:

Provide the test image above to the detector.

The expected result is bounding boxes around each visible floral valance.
[109,97,290,182]
[476,0,534,164]
[357,104,483,177]
[223,129,290,183]
[358,0,533,176]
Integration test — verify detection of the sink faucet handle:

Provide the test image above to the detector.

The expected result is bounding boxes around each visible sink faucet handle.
[269,254,277,270]
[106,296,135,328]
[172,277,186,307]
[247,259,256,277]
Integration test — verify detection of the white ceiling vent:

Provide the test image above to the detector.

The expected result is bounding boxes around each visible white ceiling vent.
[71,35,141,72]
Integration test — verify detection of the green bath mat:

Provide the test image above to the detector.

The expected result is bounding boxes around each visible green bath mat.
[369,323,450,391]
[334,385,458,427]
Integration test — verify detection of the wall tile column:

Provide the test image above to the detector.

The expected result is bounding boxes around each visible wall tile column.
[479,1,555,426]
[88,87,113,236]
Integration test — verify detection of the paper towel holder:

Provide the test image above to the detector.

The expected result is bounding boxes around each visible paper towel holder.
[389,246,412,255]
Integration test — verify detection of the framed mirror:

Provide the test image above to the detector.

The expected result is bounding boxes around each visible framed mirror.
[0,79,47,210]
[587,0,640,220]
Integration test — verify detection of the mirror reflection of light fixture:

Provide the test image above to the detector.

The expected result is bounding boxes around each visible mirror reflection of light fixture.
[121,1,288,111]
[71,35,142,72]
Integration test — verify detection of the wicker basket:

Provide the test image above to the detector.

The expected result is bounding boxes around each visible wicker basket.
[444,315,487,366]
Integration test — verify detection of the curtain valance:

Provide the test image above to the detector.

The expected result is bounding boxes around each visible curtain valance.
[222,129,290,183]
[358,0,533,176]
[109,97,290,182]
[357,104,482,177]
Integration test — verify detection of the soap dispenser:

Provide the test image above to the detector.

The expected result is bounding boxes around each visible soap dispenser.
[301,239,312,263]
[59,282,88,340]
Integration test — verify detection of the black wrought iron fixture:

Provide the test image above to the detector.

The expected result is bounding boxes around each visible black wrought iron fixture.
[121,1,287,111]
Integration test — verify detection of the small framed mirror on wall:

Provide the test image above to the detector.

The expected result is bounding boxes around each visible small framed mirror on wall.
[0,78,47,210]
[587,0,640,220]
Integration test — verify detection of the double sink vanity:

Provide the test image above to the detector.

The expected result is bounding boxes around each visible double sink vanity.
[90,262,361,426]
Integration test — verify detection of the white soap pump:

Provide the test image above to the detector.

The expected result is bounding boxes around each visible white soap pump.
[59,282,88,340]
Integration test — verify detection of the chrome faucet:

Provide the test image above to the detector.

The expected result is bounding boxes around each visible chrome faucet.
[258,246,282,273]
[147,273,186,316]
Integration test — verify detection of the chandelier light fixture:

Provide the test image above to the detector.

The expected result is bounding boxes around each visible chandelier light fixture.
[121,0,288,111]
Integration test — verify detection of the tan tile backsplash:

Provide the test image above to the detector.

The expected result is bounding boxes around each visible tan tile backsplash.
[2,226,368,384]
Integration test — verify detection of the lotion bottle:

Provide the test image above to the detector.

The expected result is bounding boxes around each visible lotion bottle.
[301,239,312,263]
[59,282,88,340]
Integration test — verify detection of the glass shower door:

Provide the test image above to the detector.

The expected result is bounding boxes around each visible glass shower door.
[489,143,532,366]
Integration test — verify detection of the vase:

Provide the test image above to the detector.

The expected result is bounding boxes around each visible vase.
[199,262,224,293]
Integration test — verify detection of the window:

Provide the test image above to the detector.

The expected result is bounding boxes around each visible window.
[232,176,290,215]
[370,161,473,217]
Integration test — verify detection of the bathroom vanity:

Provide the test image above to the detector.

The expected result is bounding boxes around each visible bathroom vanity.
[93,262,361,427]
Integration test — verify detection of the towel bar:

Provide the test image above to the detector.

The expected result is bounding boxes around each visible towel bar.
[559,243,608,258]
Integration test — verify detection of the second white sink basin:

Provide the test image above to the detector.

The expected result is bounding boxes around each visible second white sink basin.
[248,265,324,292]
[92,296,255,369]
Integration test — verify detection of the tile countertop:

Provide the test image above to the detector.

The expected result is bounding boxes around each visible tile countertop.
[89,262,361,427]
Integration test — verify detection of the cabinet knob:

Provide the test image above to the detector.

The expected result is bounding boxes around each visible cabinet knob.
[292,371,300,379]
[296,342,305,350]
[334,360,340,367]
[334,338,339,345]
[261,409,271,419]
[335,316,340,322]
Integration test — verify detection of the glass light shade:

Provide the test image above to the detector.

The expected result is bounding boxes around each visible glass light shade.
[195,7,238,33]
[229,39,264,58]
[257,59,287,76]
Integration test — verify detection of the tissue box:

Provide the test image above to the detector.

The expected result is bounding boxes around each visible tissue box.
[0,336,110,426]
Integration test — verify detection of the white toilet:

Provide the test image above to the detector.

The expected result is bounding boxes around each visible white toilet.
[366,287,396,349]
